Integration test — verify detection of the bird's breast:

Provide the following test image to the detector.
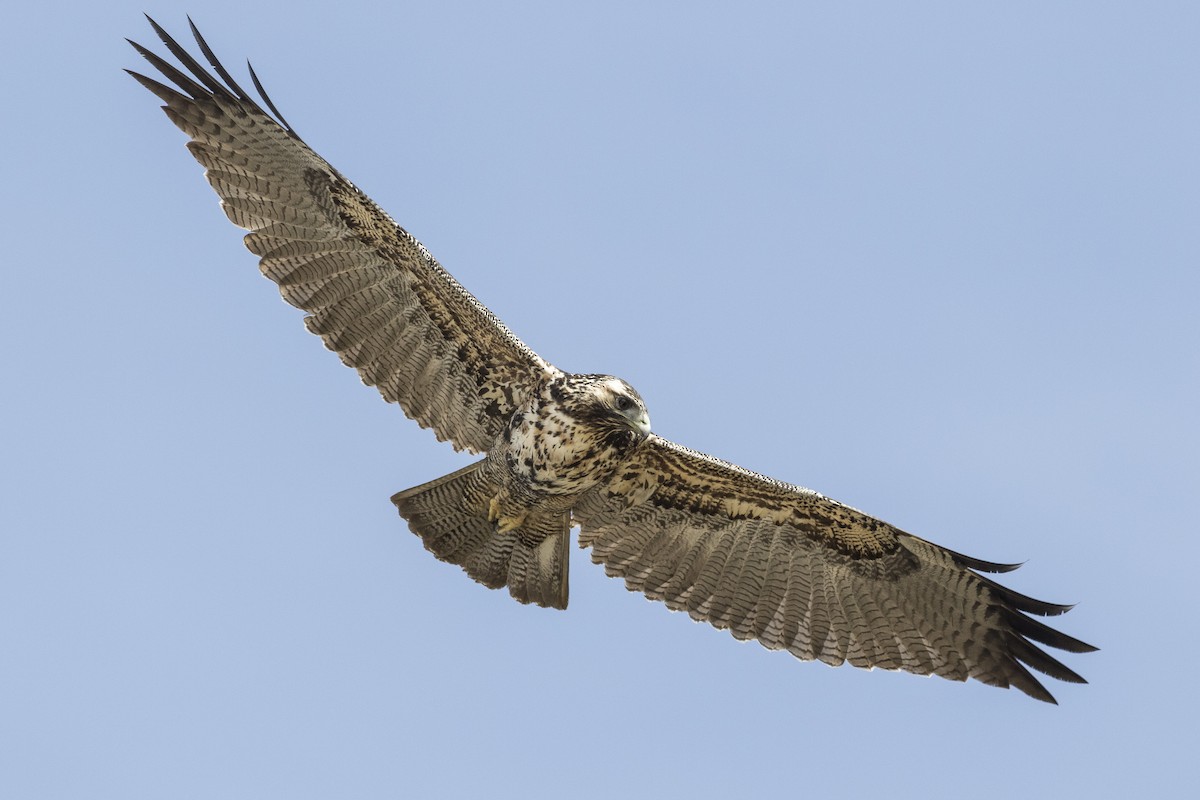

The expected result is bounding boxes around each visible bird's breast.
[498,404,624,499]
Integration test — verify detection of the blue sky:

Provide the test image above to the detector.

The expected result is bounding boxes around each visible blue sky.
[3,2,1197,797]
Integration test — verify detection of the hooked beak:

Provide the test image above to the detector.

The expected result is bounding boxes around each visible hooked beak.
[628,410,652,441]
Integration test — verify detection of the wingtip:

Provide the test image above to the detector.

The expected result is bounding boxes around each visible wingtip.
[143,12,171,42]
[247,59,298,135]
[942,543,1025,574]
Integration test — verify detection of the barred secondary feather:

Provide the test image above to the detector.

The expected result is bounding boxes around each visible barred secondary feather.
[129,16,1095,703]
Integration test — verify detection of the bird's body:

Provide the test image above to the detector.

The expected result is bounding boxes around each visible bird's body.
[129,17,1095,702]
[497,375,651,506]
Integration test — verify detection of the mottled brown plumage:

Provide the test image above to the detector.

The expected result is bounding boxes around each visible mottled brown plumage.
[129,17,1095,702]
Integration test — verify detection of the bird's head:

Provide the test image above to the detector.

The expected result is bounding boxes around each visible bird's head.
[567,374,651,445]
[601,376,652,440]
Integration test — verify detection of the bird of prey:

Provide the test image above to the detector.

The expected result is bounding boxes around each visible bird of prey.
[127,17,1095,703]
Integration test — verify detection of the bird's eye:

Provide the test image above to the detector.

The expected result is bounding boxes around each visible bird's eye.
[615,395,632,411]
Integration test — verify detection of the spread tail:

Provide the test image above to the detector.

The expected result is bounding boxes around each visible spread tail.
[391,461,570,609]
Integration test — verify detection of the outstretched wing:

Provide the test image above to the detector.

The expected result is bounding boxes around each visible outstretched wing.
[127,17,557,453]
[574,436,1096,703]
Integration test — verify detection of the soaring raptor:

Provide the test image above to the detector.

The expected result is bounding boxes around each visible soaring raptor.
[128,18,1095,703]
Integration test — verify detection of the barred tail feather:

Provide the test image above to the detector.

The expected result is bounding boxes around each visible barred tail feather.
[391,462,570,609]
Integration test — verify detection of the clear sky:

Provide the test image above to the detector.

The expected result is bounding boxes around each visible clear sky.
[3,2,1197,797]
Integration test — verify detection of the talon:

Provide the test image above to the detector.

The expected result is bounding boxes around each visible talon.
[488,496,502,523]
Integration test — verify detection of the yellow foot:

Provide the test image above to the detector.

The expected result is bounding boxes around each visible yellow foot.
[488,496,527,533]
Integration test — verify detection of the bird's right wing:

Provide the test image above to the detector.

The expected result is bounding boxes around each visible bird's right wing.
[128,17,558,453]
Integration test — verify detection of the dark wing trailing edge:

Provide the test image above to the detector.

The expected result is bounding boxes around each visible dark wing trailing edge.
[574,436,1097,703]
[127,16,557,454]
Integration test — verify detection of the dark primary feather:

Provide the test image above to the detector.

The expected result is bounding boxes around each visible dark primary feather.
[128,16,556,454]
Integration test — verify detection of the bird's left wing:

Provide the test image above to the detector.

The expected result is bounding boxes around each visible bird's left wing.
[573,436,1095,702]
[127,18,558,453]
